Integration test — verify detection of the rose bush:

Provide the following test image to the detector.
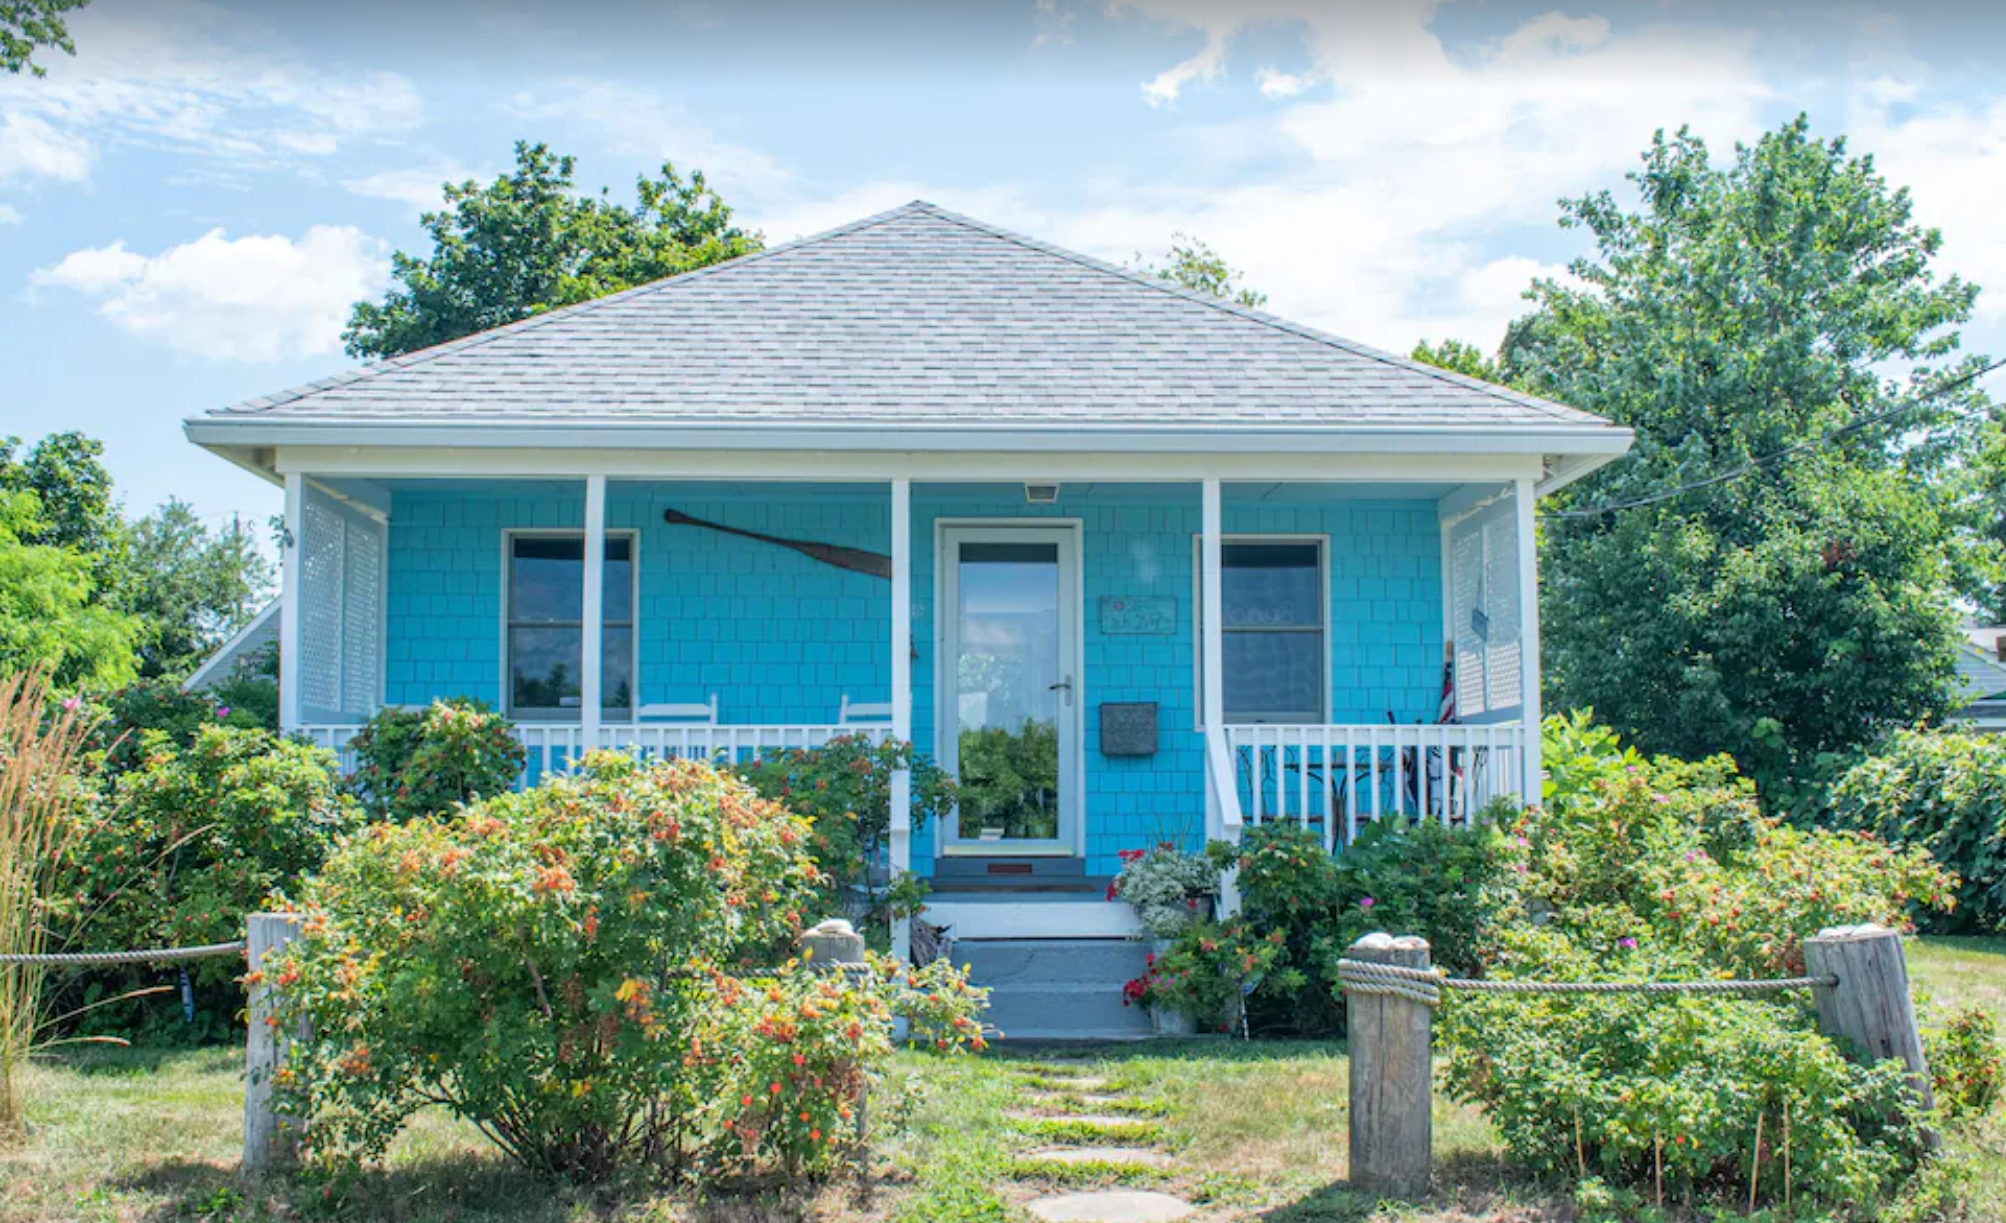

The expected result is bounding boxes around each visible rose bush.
[1108,842,1217,941]
[344,698,525,823]
[55,726,356,1040]
[1826,729,2006,932]
[269,753,983,1183]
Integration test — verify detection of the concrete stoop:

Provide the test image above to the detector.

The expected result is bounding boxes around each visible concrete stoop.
[954,936,1153,1041]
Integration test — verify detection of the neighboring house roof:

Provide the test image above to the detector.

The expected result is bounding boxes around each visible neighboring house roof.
[183,600,279,693]
[186,201,1628,464]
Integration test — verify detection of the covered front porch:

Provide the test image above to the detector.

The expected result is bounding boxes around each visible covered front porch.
[277,465,1540,926]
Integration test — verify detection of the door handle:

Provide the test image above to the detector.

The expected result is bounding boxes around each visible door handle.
[1049,677,1073,706]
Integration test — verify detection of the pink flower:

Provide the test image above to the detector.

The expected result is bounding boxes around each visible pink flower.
[1359,896,1376,911]
[1618,937,1638,950]
[61,696,79,710]
[216,706,232,718]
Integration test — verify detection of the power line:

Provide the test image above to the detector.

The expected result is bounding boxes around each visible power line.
[1547,356,2006,520]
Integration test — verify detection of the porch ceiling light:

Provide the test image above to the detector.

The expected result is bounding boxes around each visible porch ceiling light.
[1024,482,1061,504]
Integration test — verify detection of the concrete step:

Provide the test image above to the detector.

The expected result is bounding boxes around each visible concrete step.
[927,893,1140,940]
[959,938,1154,1040]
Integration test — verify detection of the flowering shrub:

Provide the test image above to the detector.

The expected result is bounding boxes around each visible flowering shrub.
[345,698,525,823]
[1827,729,2006,931]
[82,676,278,776]
[1108,842,1216,940]
[1924,1003,2004,1118]
[56,726,356,1040]
[1122,918,1283,1031]
[734,735,955,919]
[1438,981,1928,1207]
[1434,715,1956,1211]
[1226,816,1512,1037]
[270,753,984,1183]
[692,952,987,1178]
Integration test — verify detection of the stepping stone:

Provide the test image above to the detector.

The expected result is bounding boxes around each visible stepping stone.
[1011,1112,1157,1129]
[1026,1190,1196,1222]
[1021,1147,1176,1169]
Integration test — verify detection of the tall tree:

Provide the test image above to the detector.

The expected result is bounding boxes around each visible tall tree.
[0,0,85,76]
[124,500,274,679]
[1135,234,1268,308]
[344,142,763,359]
[1445,119,1989,796]
[0,491,138,688]
[0,432,121,560]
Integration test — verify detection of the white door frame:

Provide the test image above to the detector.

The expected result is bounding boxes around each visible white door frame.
[934,519,1086,859]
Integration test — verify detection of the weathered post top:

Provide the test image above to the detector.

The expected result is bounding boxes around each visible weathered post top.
[803,917,867,968]
[1805,923,1935,1142]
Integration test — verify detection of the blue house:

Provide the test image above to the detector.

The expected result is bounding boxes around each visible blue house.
[187,202,1630,1034]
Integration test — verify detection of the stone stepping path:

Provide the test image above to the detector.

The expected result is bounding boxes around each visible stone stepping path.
[1013,1065,1197,1223]
[1026,1190,1196,1222]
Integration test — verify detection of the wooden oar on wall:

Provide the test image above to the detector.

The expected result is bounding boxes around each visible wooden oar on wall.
[661,508,893,579]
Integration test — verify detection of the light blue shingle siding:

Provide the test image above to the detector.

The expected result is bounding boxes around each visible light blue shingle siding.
[385,485,1442,879]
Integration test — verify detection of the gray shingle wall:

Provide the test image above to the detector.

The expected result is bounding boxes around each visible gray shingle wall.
[211,202,1608,432]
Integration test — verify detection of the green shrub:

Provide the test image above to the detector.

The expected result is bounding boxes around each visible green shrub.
[84,677,278,776]
[345,698,525,822]
[1827,729,2006,931]
[57,726,357,1040]
[270,753,984,1182]
[1432,713,1956,1211]
[1227,816,1512,1036]
[734,735,954,921]
[1924,1004,2004,1118]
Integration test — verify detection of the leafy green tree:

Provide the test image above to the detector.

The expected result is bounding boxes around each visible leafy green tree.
[1966,421,2006,623]
[123,499,273,679]
[1410,337,1508,383]
[0,432,123,564]
[1135,234,1268,308]
[0,491,139,687]
[1473,119,1987,796]
[1,0,85,76]
[344,142,763,359]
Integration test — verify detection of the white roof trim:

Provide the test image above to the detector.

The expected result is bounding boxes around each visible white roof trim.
[182,600,279,693]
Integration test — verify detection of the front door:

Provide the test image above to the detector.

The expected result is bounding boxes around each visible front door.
[938,524,1081,856]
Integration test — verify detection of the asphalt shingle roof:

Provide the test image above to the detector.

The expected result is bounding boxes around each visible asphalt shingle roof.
[205,201,1612,433]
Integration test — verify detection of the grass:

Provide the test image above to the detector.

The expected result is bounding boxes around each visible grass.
[0,938,1999,1222]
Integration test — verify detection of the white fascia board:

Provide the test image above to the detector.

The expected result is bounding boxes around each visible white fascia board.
[261,444,1553,484]
[1535,449,1631,497]
[182,600,279,692]
[185,415,1633,458]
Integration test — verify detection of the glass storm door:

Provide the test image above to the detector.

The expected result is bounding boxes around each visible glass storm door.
[940,525,1079,855]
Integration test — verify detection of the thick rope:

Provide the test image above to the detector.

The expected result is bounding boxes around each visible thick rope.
[0,941,247,967]
[1335,958,1836,1010]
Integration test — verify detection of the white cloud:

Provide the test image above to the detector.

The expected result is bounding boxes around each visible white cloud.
[1047,1,1772,349]
[0,113,91,184]
[33,226,391,362]
[0,0,423,186]
[1255,68,1311,100]
[0,204,22,227]
[509,81,796,202]
[343,162,479,212]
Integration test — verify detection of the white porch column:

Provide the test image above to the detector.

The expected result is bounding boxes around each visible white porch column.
[1514,477,1543,803]
[279,472,304,733]
[1200,479,1226,738]
[888,478,913,961]
[581,475,606,750]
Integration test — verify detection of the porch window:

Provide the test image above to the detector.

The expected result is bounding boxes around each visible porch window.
[505,533,635,720]
[1199,539,1327,724]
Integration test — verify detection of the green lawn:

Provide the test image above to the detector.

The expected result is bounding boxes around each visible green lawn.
[2,936,2001,1223]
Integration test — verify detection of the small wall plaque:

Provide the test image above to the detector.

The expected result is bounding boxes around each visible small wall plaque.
[1099,594,1175,636]
[1100,702,1159,757]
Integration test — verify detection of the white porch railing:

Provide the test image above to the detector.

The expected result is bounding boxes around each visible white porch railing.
[1220,722,1525,851]
[299,723,892,787]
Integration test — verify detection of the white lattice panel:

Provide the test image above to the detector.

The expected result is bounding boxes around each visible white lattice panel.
[1447,491,1524,717]
[299,498,344,717]
[341,515,382,715]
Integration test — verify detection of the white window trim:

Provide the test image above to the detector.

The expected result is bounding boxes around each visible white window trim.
[1190,533,1331,730]
[500,528,641,723]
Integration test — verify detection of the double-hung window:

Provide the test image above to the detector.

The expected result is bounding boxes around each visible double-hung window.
[1198,538,1327,724]
[505,533,635,720]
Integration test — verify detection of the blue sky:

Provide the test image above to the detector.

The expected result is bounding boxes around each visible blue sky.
[4,0,2004,535]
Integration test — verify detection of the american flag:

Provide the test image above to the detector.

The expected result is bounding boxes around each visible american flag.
[1437,650,1456,723]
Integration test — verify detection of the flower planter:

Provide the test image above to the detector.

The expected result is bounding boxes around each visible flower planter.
[1151,1006,1197,1037]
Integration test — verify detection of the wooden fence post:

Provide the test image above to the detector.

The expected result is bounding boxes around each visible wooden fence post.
[243,912,304,1173]
[1345,932,1433,1198]
[1805,924,1935,1137]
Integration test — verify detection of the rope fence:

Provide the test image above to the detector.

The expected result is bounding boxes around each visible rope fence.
[0,941,246,967]
[1334,958,1837,1008]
